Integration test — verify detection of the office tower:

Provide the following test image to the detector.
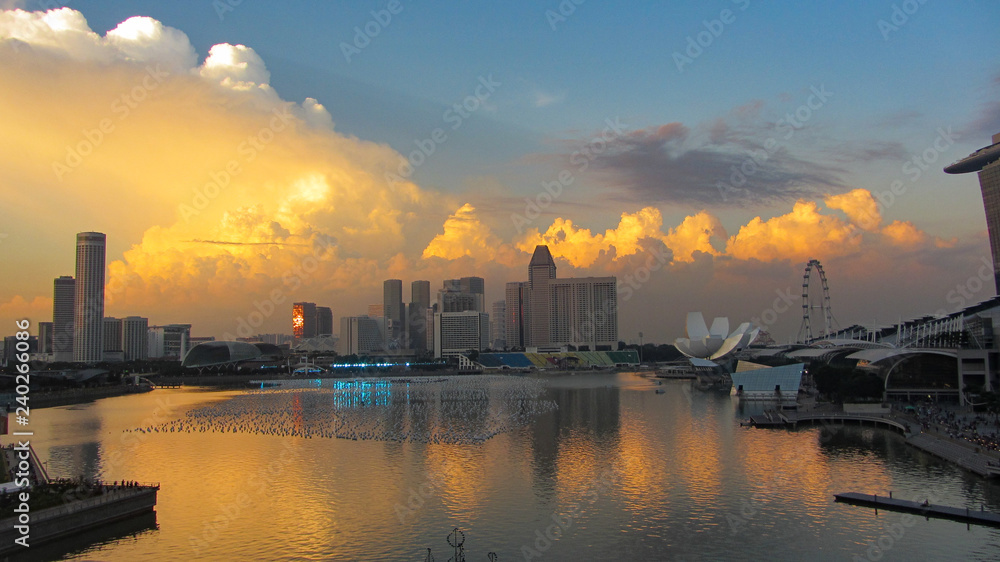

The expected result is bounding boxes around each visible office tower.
[103,317,122,353]
[336,316,384,355]
[527,245,556,347]
[73,232,105,363]
[316,306,333,336]
[491,300,506,350]
[409,280,431,351]
[510,245,619,350]
[549,277,618,349]
[292,302,317,339]
[148,324,191,359]
[383,279,404,346]
[53,275,75,361]
[38,322,53,355]
[122,316,149,361]
[434,311,490,358]
[945,132,1000,292]
[505,282,528,349]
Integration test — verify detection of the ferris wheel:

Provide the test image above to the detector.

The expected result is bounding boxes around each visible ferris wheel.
[798,259,837,342]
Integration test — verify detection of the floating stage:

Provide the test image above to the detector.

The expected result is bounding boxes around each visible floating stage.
[834,492,1000,528]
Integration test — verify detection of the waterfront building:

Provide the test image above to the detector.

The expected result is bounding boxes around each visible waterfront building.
[292,302,317,339]
[730,362,804,405]
[38,321,53,355]
[103,317,122,354]
[383,279,404,347]
[148,324,191,360]
[122,316,149,361]
[73,232,105,363]
[409,280,431,352]
[316,306,333,336]
[491,300,506,350]
[508,245,619,351]
[336,316,384,355]
[434,310,489,358]
[945,132,1000,292]
[505,282,528,349]
[53,275,75,362]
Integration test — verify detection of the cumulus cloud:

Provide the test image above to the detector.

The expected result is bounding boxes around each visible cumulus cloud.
[725,201,862,262]
[0,8,440,331]
[825,188,881,231]
[422,203,521,265]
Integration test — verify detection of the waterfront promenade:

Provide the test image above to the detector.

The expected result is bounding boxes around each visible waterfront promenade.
[748,407,1000,478]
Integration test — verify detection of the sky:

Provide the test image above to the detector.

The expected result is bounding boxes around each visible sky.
[1,0,999,344]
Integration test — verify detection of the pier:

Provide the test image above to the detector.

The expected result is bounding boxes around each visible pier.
[834,492,1000,528]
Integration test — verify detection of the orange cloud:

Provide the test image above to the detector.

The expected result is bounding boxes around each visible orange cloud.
[516,207,678,267]
[881,220,927,248]
[0,295,52,326]
[663,211,726,262]
[726,200,862,262]
[824,188,881,231]
[422,203,519,265]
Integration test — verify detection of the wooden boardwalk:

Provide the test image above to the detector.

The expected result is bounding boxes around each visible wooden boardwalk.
[835,492,1000,527]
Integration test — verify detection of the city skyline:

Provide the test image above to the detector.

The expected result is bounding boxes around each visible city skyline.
[2,3,1000,344]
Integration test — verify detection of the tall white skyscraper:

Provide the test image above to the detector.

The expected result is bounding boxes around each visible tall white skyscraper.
[73,232,105,363]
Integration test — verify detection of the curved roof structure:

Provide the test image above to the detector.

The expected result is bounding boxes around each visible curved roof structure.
[675,312,759,361]
[183,341,263,367]
[944,140,1000,174]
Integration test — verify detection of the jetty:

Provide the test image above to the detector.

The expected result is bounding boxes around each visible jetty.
[835,492,1000,528]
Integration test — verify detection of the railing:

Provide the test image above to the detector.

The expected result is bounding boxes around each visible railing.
[1,483,159,524]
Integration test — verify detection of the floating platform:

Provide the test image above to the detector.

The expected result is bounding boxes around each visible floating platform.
[834,492,1000,528]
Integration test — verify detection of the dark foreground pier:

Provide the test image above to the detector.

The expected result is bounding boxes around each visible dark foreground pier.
[835,492,1000,528]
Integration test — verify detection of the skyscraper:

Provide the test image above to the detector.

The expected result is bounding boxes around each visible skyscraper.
[505,281,528,349]
[103,317,122,353]
[527,245,556,347]
[491,300,506,350]
[409,280,431,352]
[316,306,333,336]
[510,245,618,351]
[73,232,105,363]
[383,279,404,347]
[293,302,317,339]
[945,132,1000,293]
[53,275,75,362]
[122,316,149,361]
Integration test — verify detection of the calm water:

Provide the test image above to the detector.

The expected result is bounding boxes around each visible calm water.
[22,372,1000,561]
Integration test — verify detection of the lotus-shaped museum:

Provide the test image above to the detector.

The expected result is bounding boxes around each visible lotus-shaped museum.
[674,312,759,361]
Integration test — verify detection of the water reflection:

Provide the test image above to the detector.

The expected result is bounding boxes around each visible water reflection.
[21,374,1000,561]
